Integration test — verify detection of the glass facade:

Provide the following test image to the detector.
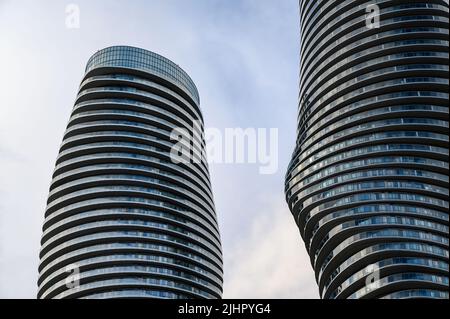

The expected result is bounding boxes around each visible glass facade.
[37,46,223,299]
[286,1,449,299]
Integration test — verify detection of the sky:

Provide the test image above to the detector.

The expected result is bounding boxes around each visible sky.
[0,0,319,299]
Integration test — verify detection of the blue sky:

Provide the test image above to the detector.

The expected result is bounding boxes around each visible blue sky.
[0,0,318,298]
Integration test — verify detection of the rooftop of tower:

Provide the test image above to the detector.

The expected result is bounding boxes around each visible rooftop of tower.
[85,45,200,105]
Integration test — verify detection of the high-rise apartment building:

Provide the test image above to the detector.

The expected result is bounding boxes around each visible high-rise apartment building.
[285,1,449,299]
[37,46,223,299]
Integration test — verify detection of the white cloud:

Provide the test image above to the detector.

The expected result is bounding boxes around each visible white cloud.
[223,194,319,299]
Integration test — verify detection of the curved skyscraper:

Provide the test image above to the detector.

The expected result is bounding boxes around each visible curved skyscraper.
[286,1,449,299]
[37,46,223,299]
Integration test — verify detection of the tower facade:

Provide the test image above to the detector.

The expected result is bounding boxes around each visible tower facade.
[38,46,223,299]
[286,1,449,299]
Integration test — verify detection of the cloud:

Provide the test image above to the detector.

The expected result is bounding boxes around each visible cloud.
[223,194,319,299]
[0,150,42,299]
